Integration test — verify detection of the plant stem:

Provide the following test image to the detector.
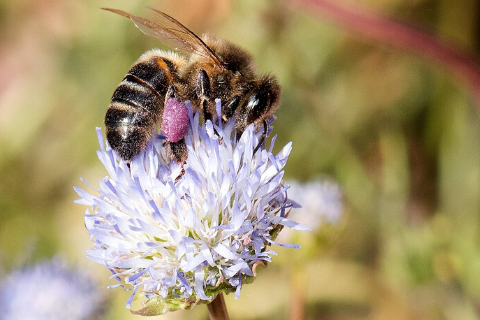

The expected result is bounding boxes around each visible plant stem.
[289,266,306,320]
[207,293,230,320]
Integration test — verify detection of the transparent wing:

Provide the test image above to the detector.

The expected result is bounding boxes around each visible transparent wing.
[102,7,223,66]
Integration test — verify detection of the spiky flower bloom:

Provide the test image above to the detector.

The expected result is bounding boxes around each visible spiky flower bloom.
[287,179,343,230]
[75,100,305,315]
[0,257,106,320]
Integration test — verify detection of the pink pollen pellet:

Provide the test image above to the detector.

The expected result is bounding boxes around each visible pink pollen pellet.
[161,98,189,142]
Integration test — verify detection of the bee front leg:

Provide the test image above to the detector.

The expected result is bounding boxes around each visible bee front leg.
[222,95,241,123]
[253,120,268,155]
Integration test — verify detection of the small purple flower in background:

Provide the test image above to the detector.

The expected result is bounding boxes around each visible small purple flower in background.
[0,257,106,320]
[75,100,307,315]
[273,179,343,320]
[287,179,343,230]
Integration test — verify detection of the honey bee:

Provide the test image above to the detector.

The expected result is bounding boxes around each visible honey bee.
[103,7,281,163]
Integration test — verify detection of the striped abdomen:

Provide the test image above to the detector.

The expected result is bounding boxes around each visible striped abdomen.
[105,51,179,161]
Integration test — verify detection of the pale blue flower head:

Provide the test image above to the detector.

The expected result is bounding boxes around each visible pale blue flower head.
[0,257,106,320]
[75,100,306,315]
[287,179,343,230]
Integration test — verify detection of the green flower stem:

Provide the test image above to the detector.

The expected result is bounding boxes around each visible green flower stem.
[207,293,230,320]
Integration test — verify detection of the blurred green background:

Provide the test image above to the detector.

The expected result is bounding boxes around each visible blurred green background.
[2,0,480,319]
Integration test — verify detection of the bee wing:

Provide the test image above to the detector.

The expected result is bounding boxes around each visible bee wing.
[102,7,223,67]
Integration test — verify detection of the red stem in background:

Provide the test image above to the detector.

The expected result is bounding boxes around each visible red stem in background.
[290,0,480,107]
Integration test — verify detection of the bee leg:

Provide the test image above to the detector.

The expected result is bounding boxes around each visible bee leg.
[165,85,176,103]
[222,96,241,123]
[195,69,226,140]
[211,96,241,145]
[175,168,186,183]
[166,138,188,164]
[167,138,187,182]
[195,69,214,123]
[162,90,189,168]
[253,120,268,155]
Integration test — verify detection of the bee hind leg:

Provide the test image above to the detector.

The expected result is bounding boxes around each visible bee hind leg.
[166,138,188,164]
[166,138,187,182]
[253,120,268,155]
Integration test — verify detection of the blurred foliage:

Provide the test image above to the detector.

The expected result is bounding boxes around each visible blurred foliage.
[1,0,480,319]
